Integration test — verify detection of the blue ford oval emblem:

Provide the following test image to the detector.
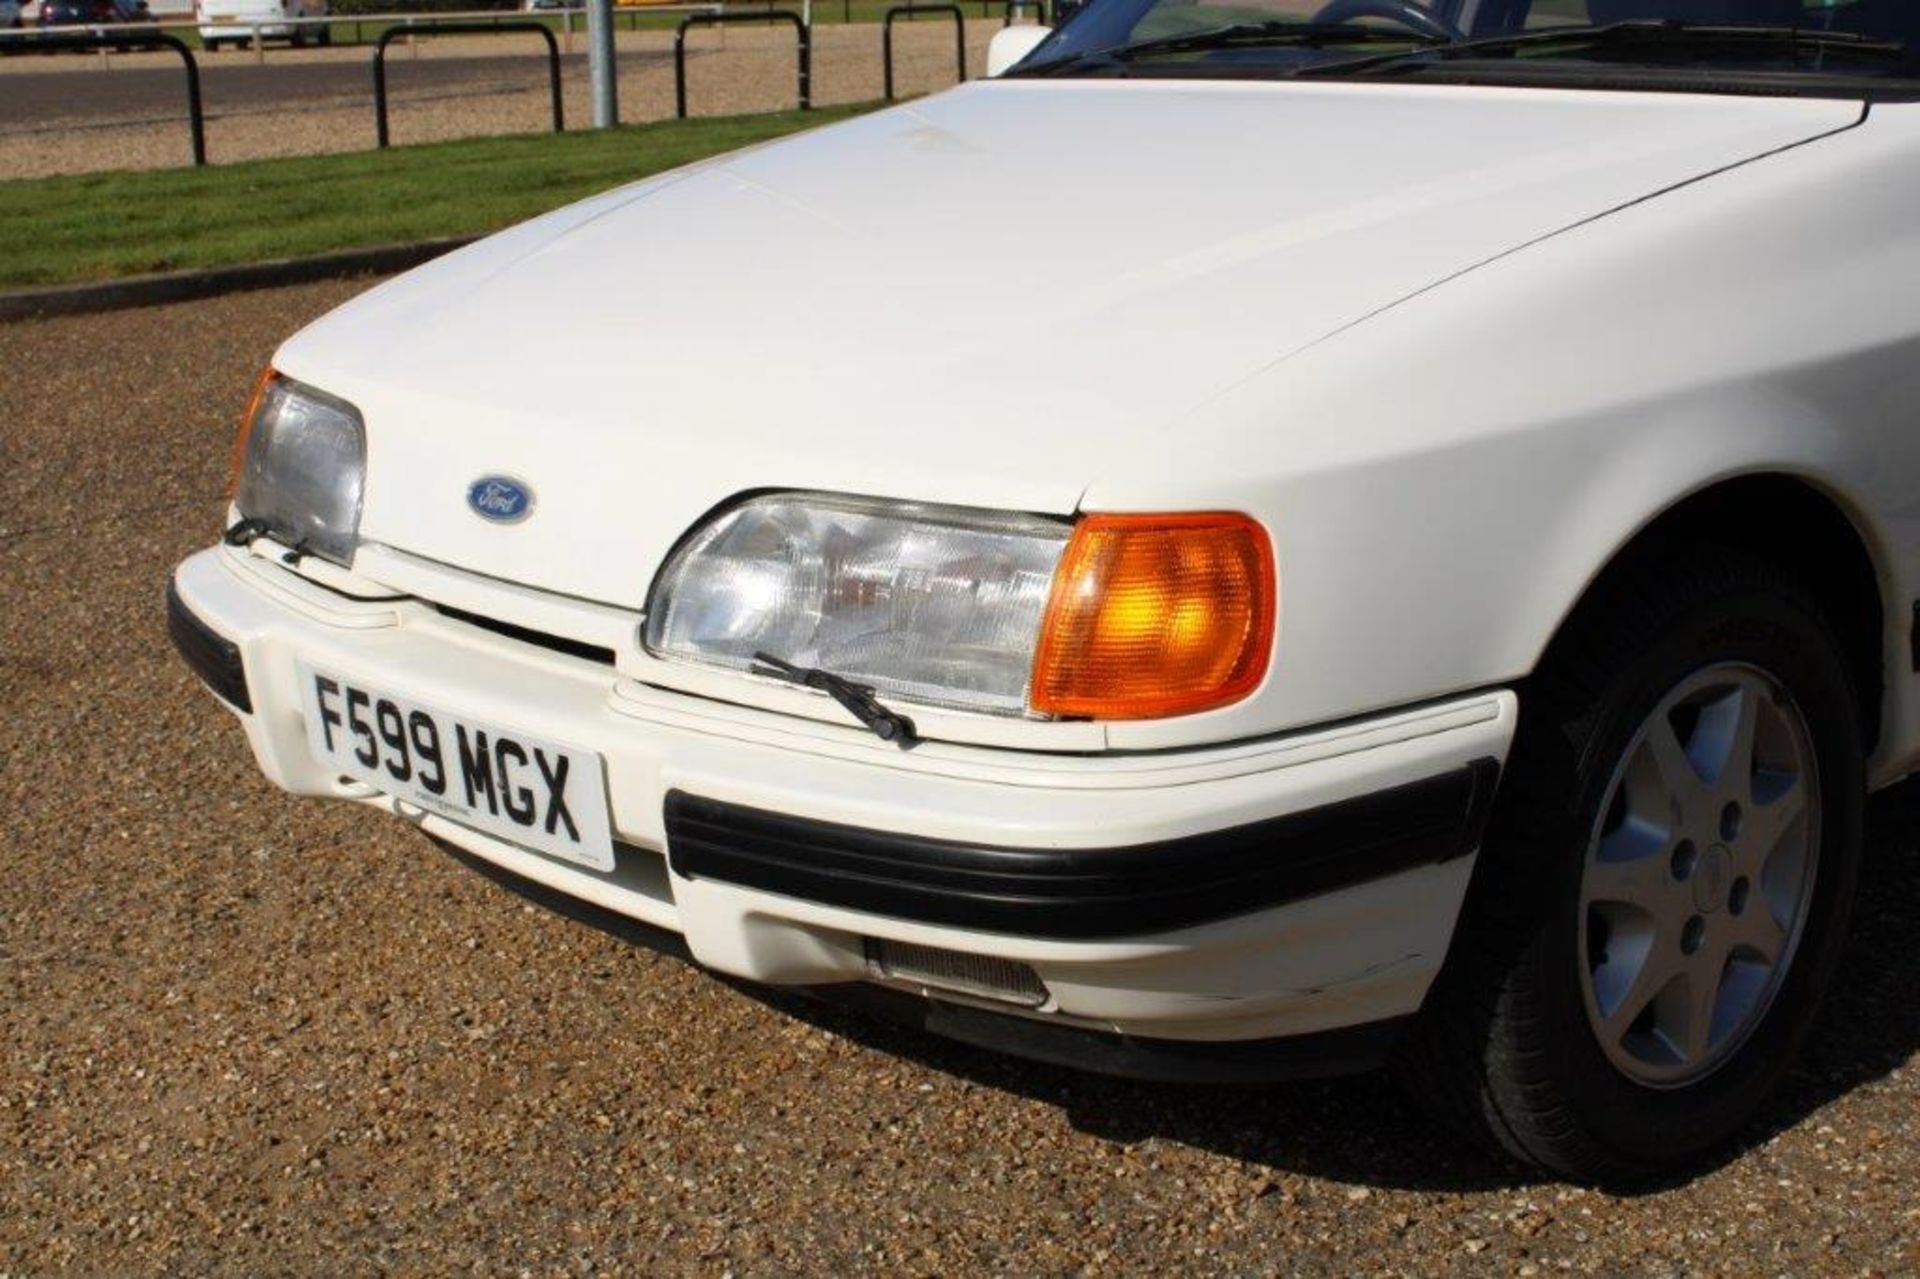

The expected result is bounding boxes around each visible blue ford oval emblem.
[467,475,534,524]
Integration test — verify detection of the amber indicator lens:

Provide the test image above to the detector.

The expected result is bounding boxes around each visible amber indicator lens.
[1030,513,1275,720]
[227,367,278,500]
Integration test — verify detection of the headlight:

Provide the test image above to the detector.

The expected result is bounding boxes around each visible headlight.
[645,494,1276,721]
[230,370,365,567]
[645,494,1070,715]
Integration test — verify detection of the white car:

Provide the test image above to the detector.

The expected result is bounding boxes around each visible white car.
[195,0,327,48]
[170,0,1920,1183]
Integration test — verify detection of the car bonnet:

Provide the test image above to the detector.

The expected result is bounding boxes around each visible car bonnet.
[274,79,1858,607]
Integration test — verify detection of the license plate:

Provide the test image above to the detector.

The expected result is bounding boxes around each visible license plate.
[297,664,615,871]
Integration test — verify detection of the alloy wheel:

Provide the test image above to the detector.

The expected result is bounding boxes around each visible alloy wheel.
[1577,663,1821,1088]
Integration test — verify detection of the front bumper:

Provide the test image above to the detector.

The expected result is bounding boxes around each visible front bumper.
[168,544,1518,1072]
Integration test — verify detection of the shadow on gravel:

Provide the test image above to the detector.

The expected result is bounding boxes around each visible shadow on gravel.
[731,781,1920,1194]
[1739,780,1920,1143]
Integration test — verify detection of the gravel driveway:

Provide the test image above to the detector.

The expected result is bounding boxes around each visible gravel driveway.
[2,280,1917,1272]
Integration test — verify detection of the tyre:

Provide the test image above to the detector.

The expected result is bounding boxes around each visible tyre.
[1404,545,1865,1184]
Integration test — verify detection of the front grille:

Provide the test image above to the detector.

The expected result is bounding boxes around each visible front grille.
[865,938,1050,1009]
[166,582,251,712]
[432,603,617,667]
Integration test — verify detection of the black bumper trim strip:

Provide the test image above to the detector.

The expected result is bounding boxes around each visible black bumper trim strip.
[665,756,1501,940]
[166,580,252,713]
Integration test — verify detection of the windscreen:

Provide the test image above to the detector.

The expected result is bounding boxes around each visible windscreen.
[1018,0,1919,90]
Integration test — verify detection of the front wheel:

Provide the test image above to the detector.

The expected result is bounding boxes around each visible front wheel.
[1405,547,1865,1184]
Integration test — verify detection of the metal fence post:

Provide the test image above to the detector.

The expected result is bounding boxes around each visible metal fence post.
[179,35,207,165]
[881,11,893,100]
[372,31,391,146]
[1,30,206,165]
[799,16,811,109]
[372,22,564,148]
[586,0,617,128]
[674,11,807,119]
[882,4,965,100]
[673,20,688,118]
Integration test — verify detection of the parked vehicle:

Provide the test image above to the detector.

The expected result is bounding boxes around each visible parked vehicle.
[37,0,151,27]
[170,0,1920,1184]
[195,0,327,48]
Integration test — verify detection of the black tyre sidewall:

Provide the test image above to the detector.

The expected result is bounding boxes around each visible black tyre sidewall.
[1501,576,1864,1172]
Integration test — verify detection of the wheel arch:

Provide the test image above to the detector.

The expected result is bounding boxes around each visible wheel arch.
[1537,472,1892,755]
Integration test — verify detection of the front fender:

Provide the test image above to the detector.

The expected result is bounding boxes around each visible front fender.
[1083,110,1920,756]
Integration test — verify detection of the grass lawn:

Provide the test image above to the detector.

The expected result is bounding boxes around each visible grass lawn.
[0,103,877,290]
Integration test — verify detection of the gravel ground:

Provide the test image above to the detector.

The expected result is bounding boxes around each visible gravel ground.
[0,22,1002,178]
[2,280,1919,1272]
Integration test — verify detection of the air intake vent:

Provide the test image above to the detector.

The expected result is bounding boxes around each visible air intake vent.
[865,938,1049,1009]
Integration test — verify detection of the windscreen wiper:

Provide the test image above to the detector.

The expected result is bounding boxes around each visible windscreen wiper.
[1293,20,1906,78]
[222,515,312,565]
[751,651,919,747]
[222,516,274,547]
[1014,20,1444,76]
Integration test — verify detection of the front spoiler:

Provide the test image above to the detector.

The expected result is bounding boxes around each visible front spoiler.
[433,833,1412,1084]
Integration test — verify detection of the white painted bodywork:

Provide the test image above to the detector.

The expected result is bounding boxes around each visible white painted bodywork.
[178,76,1920,1043]
[269,81,1920,760]
[986,23,1051,75]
